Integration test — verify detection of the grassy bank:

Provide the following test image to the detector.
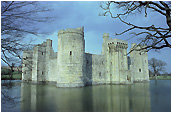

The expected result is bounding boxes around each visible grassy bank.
[149,76,171,80]
[1,68,22,80]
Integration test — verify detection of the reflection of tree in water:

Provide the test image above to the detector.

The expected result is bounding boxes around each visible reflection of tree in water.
[1,80,21,109]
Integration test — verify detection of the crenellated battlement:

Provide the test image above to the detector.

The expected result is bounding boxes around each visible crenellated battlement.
[103,33,109,38]
[58,26,84,36]
[131,43,147,52]
[107,39,128,49]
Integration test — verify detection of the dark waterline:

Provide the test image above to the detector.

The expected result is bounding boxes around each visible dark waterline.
[1,80,171,112]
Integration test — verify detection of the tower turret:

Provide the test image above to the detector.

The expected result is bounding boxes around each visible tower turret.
[102,33,109,55]
[57,27,86,87]
[45,39,54,81]
[106,39,129,84]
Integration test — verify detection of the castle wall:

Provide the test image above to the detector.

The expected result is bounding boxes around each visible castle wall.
[106,39,129,84]
[36,46,47,82]
[22,50,33,81]
[48,57,58,82]
[45,39,58,82]
[85,54,106,85]
[85,53,93,84]
[31,39,58,83]
[141,51,149,81]
[57,27,86,87]
[32,46,38,81]
[32,45,46,82]
[129,43,149,82]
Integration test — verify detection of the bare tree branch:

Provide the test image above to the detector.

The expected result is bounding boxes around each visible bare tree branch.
[1,1,53,67]
[100,1,171,52]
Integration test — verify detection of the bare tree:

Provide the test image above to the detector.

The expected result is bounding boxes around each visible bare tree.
[100,1,171,52]
[1,1,52,69]
[148,58,166,79]
[1,1,53,109]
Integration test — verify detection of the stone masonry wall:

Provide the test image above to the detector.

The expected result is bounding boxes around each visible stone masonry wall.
[106,39,129,84]
[48,57,58,82]
[22,50,33,81]
[57,27,86,87]
[129,43,149,82]
[85,53,106,85]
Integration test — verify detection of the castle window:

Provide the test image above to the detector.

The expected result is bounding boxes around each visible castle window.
[42,71,44,75]
[42,52,44,55]
[99,72,101,77]
[102,61,103,64]
[139,69,141,72]
[24,71,26,74]
[70,51,72,55]
[127,75,129,80]
[25,64,27,67]
[139,52,141,55]
[87,60,88,64]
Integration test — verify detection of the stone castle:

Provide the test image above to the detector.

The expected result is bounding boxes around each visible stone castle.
[22,27,149,87]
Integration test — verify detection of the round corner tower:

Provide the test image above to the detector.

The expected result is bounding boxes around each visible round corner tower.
[57,27,86,87]
[102,33,109,55]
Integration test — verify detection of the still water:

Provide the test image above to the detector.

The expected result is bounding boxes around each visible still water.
[1,80,171,112]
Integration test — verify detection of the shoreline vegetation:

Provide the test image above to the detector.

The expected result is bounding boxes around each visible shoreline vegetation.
[149,76,171,80]
[1,68,22,80]
[1,68,171,80]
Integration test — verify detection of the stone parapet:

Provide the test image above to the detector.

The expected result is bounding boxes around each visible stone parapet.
[58,27,84,36]
[103,33,109,38]
[108,38,128,49]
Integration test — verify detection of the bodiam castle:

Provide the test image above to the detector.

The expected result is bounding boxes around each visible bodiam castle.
[22,27,149,87]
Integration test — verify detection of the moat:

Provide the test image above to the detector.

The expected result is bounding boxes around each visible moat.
[1,80,171,112]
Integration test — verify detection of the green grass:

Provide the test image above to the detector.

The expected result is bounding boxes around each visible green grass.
[149,76,171,80]
[1,68,22,80]
[1,74,22,79]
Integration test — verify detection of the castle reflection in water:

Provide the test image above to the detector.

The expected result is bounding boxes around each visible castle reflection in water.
[21,82,151,112]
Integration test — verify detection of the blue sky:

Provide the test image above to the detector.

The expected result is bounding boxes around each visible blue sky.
[26,1,171,73]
